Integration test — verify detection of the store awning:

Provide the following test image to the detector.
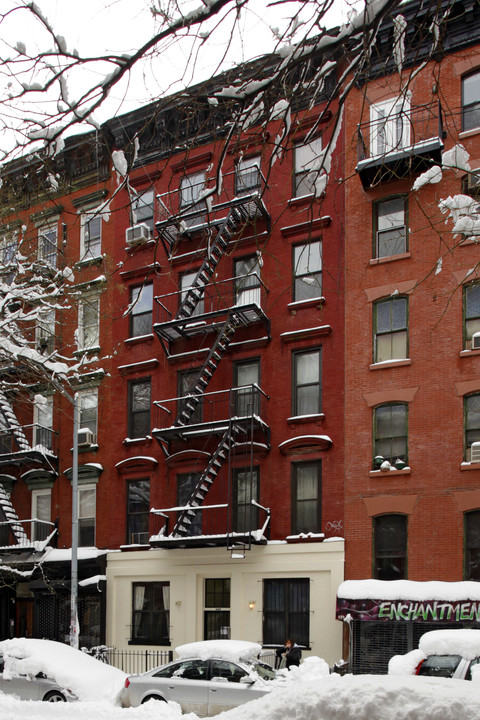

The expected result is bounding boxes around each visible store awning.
[336,579,480,623]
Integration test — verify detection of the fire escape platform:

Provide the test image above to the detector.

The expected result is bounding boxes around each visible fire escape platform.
[153,303,270,345]
[152,414,270,445]
[0,448,58,468]
[149,529,268,550]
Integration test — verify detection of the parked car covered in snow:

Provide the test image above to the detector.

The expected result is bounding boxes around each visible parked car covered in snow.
[121,640,279,715]
[0,638,126,703]
[388,629,480,681]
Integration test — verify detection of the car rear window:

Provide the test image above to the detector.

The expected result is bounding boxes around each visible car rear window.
[418,655,462,678]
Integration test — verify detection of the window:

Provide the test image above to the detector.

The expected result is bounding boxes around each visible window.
[234,358,260,416]
[0,232,17,282]
[293,241,322,301]
[178,368,203,424]
[292,461,321,535]
[78,484,96,546]
[38,225,57,267]
[293,348,321,416]
[78,389,98,441]
[465,395,480,461]
[132,581,170,645]
[465,510,480,580]
[374,197,407,258]
[132,188,155,234]
[31,488,51,542]
[179,171,205,227]
[370,96,410,156]
[128,378,151,439]
[130,283,153,337]
[234,255,261,306]
[373,296,408,362]
[33,395,53,449]
[373,514,407,580]
[235,155,261,196]
[464,283,480,349]
[127,480,150,545]
[177,472,202,535]
[180,271,204,316]
[204,578,230,640]
[462,71,480,132]
[80,212,102,260]
[233,468,259,532]
[293,137,322,197]
[78,295,100,350]
[36,309,55,354]
[263,578,309,647]
[373,404,408,467]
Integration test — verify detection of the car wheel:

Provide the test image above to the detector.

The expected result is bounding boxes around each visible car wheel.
[142,695,167,704]
[43,690,67,702]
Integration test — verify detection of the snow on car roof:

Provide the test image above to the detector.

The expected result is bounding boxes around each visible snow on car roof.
[0,638,126,703]
[419,629,480,659]
[175,640,262,663]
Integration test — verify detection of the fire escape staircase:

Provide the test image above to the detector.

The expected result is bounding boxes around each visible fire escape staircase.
[170,423,241,538]
[0,483,28,546]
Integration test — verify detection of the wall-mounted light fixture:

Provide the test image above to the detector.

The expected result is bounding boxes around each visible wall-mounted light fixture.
[249,601,256,610]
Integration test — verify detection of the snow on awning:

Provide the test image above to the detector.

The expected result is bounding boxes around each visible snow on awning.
[336,580,480,623]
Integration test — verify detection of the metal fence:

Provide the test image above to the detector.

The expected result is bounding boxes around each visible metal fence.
[85,647,276,675]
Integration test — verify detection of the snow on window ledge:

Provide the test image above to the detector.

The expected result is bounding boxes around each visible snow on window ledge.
[288,297,325,313]
[460,348,480,357]
[369,359,411,370]
[461,461,480,471]
[125,333,155,346]
[287,413,325,425]
[369,467,411,477]
[123,435,153,446]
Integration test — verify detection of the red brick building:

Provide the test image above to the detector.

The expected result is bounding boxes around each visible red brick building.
[340,0,480,672]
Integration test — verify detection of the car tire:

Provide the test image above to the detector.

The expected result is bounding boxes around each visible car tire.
[43,690,67,702]
[142,695,167,704]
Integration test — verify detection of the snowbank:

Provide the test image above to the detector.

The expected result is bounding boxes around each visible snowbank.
[0,638,126,703]
[175,640,261,663]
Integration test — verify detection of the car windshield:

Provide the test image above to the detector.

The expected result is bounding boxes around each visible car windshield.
[249,661,276,681]
[418,655,462,678]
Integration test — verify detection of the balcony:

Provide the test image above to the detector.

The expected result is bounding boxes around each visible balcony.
[156,168,270,258]
[149,499,271,549]
[153,273,270,349]
[356,101,444,188]
[152,384,270,448]
[0,424,58,467]
[0,517,56,552]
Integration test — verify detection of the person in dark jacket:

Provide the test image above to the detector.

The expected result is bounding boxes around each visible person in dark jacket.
[275,638,302,669]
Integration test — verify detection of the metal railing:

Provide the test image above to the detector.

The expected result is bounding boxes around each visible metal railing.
[150,499,271,544]
[154,273,267,326]
[0,423,58,457]
[357,100,443,163]
[153,384,269,431]
[0,517,56,548]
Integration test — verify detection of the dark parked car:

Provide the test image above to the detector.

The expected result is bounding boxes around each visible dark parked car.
[389,629,480,681]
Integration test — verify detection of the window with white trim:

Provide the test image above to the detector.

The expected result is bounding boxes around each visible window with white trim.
[293,137,322,197]
[374,197,407,258]
[78,388,98,442]
[38,224,57,266]
[293,241,322,301]
[132,189,155,234]
[36,308,55,354]
[78,295,100,350]
[33,395,53,450]
[31,488,51,542]
[78,484,96,546]
[80,212,102,261]
[370,96,410,156]
[235,155,261,196]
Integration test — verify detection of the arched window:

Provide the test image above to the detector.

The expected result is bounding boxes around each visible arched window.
[373,514,407,580]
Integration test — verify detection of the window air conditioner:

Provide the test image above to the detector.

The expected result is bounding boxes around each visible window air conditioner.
[78,428,96,446]
[473,332,480,350]
[125,223,150,245]
[471,442,480,463]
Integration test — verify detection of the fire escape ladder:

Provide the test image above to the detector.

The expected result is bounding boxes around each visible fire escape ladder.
[177,204,250,320]
[171,423,240,538]
[0,483,28,545]
[0,391,30,452]
[177,313,242,426]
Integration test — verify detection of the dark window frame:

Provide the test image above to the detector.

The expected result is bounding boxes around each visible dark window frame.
[373,514,407,580]
[464,394,480,461]
[462,70,480,132]
[126,479,150,545]
[233,466,259,533]
[292,347,322,416]
[464,282,480,349]
[373,296,408,363]
[233,357,260,416]
[263,578,310,648]
[373,196,408,259]
[292,240,322,302]
[291,461,322,535]
[373,402,408,468]
[204,578,231,640]
[465,510,480,580]
[129,283,153,338]
[128,378,151,439]
[131,581,170,646]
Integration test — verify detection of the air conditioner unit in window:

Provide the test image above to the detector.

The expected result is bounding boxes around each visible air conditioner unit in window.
[125,223,150,245]
[473,332,480,350]
[471,442,480,462]
[78,428,96,446]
